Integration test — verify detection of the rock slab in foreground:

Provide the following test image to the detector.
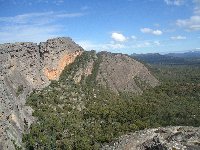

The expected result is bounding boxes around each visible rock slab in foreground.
[102,126,200,150]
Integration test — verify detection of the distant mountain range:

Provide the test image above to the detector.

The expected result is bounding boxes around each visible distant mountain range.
[131,50,200,65]
[166,50,200,58]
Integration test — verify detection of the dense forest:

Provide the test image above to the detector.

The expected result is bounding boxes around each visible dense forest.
[22,51,200,150]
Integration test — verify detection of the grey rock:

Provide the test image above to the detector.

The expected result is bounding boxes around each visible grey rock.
[101,126,200,150]
[138,136,167,150]
[0,37,83,149]
[96,52,159,94]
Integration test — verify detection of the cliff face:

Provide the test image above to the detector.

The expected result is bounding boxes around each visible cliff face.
[0,37,83,149]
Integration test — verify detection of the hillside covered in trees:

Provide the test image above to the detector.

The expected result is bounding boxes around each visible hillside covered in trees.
[22,51,200,149]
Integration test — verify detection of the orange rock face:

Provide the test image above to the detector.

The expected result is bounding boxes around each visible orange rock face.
[44,51,82,80]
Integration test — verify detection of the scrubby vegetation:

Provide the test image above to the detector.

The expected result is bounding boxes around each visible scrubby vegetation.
[16,85,23,96]
[23,51,200,149]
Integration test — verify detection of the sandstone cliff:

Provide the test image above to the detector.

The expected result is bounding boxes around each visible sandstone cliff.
[0,37,83,149]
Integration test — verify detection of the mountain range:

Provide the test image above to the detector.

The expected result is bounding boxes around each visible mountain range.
[0,37,158,149]
[131,51,200,65]
[1,37,200,150]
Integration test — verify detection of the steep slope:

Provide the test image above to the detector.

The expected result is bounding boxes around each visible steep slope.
[57,51,159,94]
[96,52,158,93]
[0,37,83,149]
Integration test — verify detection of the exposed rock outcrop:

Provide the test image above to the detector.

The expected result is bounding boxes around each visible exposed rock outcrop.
[96,52,159,94]
[64,51,159,94]
[102,126,200,150]
[0,37,83,149]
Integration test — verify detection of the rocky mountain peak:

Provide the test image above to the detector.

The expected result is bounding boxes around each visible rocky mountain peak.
[96,52,159,93]
[0,37,83,149]
[39,37,83,80]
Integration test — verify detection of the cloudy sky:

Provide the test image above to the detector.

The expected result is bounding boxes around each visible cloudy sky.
[0,0,200,54]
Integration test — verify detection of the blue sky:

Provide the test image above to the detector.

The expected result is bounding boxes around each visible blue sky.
[0,0,200,54]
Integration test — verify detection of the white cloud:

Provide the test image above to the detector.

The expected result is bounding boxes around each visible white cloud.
[140,28,152,33]
[170,36,187,40]
[7,0,66,5]
[140,28,163,35]
[0,11,85,43]
[176,0,200,31]
[0,12,84,24]
[111,32,127,42]
[152,30,163,35]
[131,35,137,40]
[55,13,85,18]
[176,15,200,31]
[164,0,185,6]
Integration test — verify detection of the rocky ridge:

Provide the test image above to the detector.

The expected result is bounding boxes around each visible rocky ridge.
[0,37,159,150]
[96,52,159,94]
[0,37,83,149]
[61,51,159,94]
[102,126,200,150]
